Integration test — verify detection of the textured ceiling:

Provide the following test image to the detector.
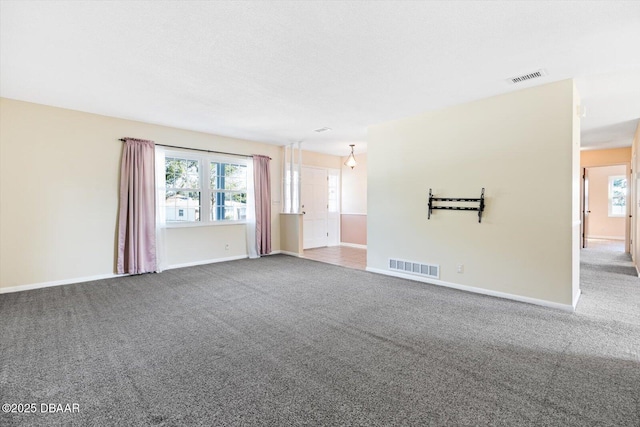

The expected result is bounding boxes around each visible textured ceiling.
[1,1,639,155]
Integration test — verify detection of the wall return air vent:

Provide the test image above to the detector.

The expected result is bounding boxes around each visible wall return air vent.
[389,258,439,279]
[507,69,547,84]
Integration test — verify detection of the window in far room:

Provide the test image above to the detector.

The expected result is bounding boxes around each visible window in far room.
[608,175,627,217]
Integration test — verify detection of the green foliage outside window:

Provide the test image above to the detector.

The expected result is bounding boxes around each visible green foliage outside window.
[611,178,626,208]
[163,155,247,223]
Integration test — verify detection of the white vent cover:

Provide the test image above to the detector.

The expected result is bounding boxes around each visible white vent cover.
[507,69,547,84]
[389,258,439,279]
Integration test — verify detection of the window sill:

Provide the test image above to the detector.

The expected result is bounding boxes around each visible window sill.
[163,221,246,229]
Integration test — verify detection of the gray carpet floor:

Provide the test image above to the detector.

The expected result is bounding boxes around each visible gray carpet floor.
[1,250,639,426]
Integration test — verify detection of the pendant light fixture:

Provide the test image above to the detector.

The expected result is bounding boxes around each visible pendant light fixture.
[344,144,357,169]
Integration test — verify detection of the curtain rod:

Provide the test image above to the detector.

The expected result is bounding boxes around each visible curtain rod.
[118,139,271,160]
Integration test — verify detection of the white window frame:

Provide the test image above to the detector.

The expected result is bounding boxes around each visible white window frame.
[161,150,248,228]
[608,175,627,218]
[163,152,203,226]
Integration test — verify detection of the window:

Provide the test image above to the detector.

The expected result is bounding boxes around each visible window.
[165,156,201,222]
[608,175,627,217]
[161,151,247,225]
[210,162,247,221]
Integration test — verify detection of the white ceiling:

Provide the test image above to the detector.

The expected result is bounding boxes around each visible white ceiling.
[1,1,639,156]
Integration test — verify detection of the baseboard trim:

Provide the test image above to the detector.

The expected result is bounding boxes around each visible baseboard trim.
[0,272,129,295]
[166,255,248,270]
[340,242,367,249]
[1,255,252,294]
[572,288,582,309]
[366,267,576,312]
[2,253,299,294]
[586,235,625,241]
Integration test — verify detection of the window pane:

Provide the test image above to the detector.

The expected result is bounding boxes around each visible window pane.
[210,206,245,221]
[608,176,627,217]
[186,172,199,189]
[166,158,184,188]
[165,191,201,222]
[166,157,199,189]
[210,162,219,189]
[223,177,245,190]
[612,178,626,207]
[210,162,247,221]
[210,192,247,221]
[187,160,198,173]
[226,164,247,179]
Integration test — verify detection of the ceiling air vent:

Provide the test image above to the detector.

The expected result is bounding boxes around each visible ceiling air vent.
[507,69,547,84]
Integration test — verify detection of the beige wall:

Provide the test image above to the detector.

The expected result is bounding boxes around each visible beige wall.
[341,153,367,214]
[581,147,631,167]
[586,165,626,240]
[367,80,579,308]
[340,214,367,246]
[341,153,367,245]
[0,98,282,289]
[301,150,342,170]
[279,214,303,256]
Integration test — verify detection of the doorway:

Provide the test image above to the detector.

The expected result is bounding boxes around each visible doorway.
[582,164,629,253]
[301,166,340,249]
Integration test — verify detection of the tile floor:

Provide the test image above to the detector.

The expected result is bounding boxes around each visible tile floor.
[303,245,367,270]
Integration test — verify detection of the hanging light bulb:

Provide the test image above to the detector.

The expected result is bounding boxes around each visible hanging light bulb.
[344,144,357,169]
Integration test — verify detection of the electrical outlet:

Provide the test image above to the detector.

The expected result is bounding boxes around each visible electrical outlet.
[457,264,464,273]
[225,244,230,251]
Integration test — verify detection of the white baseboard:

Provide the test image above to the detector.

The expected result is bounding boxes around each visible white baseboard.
[0,272,129,295]
[586,235,624,241]
[340,242,367,249]
[1,255,253,295]
[166,254,248,270]
[572,288,582,309]
[366,267,576,312]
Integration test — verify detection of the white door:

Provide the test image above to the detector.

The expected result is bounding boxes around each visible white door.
[327,169,340,246]
[302,167,328,249]
[631,156,636,258]
[582,168,589,248]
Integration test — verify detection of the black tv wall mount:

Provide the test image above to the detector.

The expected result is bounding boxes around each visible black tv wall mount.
[428,188,486,223]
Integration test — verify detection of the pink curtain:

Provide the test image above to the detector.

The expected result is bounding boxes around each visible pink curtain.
[253,155,271,255]
[117,138,157,274]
